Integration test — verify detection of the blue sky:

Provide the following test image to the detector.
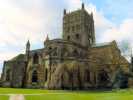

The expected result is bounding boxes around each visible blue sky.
[0,0,133,74]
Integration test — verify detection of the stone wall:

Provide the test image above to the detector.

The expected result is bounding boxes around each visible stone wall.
[88,41,129,88]
[46,60,91,89]
[1,61,26,88]
[11,61,26,88]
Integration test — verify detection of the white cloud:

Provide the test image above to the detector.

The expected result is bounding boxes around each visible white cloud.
[99,19,133,46]
[0,0,133,74]
[0,0,44,45]
[0,0,64,46]
[0,0,63,73]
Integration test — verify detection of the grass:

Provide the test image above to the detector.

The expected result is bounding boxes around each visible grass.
[0,96,9,100]
[0,88,133,100]
[0,88,49,94]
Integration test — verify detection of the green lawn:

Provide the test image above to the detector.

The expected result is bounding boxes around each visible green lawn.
[0,88,133,100]
[0,96,9,100]
[0,88,50,94]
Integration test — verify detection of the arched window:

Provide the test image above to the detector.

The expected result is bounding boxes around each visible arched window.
[76,25,80,31]
[6,69,10,81]
[45,68,48,82]
[33,53,39,64]
[85,70,90,82]
[32,70,38,83]
[76,34,79,39]
[61,74,64,89]
[62,48,68,57]
[72,26,75,32]
[53,51,57,56]
[53,47,57,56]
[73,49,79,56]
[67,36,70,40]
[98,70,109,84]
[49,47,52,50]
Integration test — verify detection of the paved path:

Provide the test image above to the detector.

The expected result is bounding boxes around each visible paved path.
[9,94,25,100]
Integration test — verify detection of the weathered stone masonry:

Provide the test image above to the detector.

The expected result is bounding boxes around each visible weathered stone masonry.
[1,3,130,89]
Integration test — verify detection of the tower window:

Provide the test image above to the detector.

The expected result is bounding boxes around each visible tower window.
[76,34,79,39]
[67,27,70,33]
[32,70,38,83]
[67,36,70,40]
[76,25,80,30]
[72,26,75,32]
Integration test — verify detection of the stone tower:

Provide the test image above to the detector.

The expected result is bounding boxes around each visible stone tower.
[63,3,95,47]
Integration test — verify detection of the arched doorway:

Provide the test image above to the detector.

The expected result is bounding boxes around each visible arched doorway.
[97,70,110,88]
[32,70,38,83]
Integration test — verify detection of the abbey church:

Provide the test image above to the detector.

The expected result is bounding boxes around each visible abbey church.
[1,4,131,89]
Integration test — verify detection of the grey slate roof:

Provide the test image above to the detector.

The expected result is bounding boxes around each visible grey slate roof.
[92,42,112,48]
[30,48,44,54]
[10,54,25,61]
